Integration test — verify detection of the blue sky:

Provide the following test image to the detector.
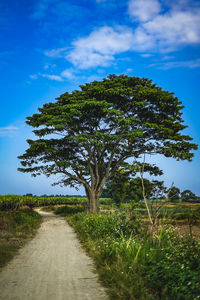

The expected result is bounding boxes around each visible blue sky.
[0,0,200,196]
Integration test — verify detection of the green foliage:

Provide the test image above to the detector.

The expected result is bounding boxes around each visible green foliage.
[66,212,200,300]
[0,195,88,210]
[171,207,200,221]
[168,186,181,202]
[104,173,166,205]
[18,74,197,213]
[181,189,197,202]
[68,212,141,240]
[55,205,85,215]
[0,194,112,211]
[145,238,200,300]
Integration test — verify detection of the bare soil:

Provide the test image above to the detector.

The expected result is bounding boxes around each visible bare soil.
[0,210,108,300]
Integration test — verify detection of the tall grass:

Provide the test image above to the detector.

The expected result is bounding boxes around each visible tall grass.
[58,208,200,300]
[0,209,42,268]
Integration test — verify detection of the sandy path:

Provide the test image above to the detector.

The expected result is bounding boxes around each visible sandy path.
[0,210,109,300]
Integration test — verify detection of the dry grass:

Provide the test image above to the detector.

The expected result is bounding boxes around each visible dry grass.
[0,209,42,269]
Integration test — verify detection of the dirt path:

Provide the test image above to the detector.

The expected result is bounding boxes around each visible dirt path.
[0,210,109,300]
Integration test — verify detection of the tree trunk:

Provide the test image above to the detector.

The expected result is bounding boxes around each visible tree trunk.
[85,187,100,213]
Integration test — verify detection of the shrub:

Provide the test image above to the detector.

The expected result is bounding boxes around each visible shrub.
[55,205,85,216]
[66,212,200,300]
[144,237,200,300]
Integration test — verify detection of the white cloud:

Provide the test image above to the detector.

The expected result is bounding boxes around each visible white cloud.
[41,74,63,81]
[131,27,155,51]
[30,74,38,79]
[0,126,19,137]
[44,47,68,58]
[0,126,19,130]
[30,72,65,82]
[125,68,134,73]
[127,0,200,53]
[41,1,200,70]
[43,63,56,70]
[128,0,161,22]
[140,53,152,58]
[67,50,113,69]
[60,69,75,79]
[67,26,134,69]
[141,10,200,50]
[150,58,200,69]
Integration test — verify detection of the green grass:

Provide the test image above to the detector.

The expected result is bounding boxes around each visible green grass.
[55,207,200,300]
[55,204,85,216]
[0,209,42,268]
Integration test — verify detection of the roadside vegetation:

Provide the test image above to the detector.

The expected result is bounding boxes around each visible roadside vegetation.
[55,204,200,300]
[0,208,42,268]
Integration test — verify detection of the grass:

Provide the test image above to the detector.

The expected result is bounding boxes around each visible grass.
[0,208,42,268]
[55,205,200,300]
[55,204,85,216]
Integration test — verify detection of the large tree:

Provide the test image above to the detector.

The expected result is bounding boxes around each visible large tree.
[18,75,197,213]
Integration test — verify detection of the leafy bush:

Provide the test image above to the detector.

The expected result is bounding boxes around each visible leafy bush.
[69,212,142,240]
[66,212,200,300]
[144,237,200,300]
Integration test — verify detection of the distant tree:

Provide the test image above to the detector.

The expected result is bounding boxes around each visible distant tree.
[181,189,197,202]
[104,169,164,206]
[150,180,167,200]
[168,186,181,202]
[24,193,33,197]
[18,75,197,213]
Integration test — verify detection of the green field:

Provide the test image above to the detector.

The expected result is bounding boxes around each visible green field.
[0,194,113,210]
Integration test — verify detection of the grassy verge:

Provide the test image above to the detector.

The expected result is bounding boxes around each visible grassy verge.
[55,205,200,300]
[0,208,42,268]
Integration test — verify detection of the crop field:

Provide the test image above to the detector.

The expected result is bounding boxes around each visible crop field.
[0,194,112,210]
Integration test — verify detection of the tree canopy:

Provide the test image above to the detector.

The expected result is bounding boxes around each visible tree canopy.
[103,175,165,205]
[181,189,197,202]
[18,74,197,212]
[168,186,181,202]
